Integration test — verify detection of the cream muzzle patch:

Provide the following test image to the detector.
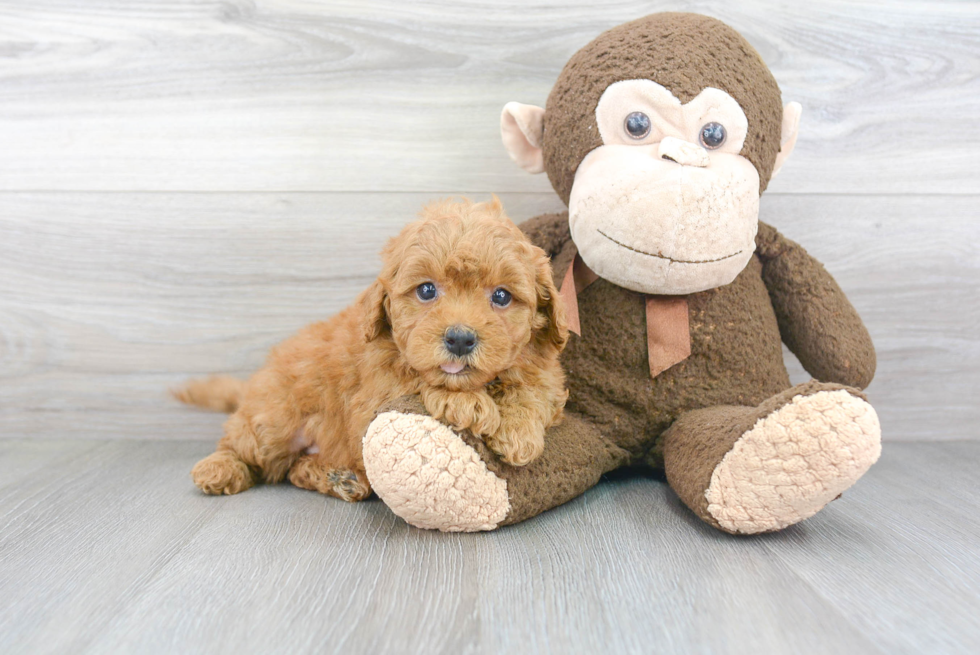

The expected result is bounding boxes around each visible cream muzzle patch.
[568,80,760,296]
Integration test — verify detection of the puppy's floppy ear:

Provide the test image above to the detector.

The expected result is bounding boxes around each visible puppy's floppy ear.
[361,280,391,342]
[364,232,404,342]
[531,247,568,352]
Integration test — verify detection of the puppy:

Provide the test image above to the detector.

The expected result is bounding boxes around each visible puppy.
[179,197,569,501]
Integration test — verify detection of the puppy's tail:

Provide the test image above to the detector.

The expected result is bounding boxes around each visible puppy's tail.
[172,375,244,413]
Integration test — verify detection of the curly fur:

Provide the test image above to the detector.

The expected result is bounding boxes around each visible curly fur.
[180,198,569,500]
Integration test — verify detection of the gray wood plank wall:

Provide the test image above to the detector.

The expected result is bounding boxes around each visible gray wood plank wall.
[1,1,977,442]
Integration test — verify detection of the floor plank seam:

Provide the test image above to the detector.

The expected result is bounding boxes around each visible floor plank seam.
[75,503,223,654]
[760,540,891,655]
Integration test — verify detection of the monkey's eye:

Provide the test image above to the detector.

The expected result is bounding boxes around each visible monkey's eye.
[490,288,512,307]
[624,112,651,139]
[416,282,437,302]
[699,122,727,149]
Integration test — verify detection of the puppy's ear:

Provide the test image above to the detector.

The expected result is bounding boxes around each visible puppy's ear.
[361,281,391,342]
[531,248,568,352]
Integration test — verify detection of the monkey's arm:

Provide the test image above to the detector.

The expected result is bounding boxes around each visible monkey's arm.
[756,222,876,389]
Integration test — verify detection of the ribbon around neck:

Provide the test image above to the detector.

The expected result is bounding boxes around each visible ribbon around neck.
[559,253,691,378]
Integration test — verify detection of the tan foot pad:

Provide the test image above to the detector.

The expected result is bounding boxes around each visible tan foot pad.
[706,390,882,534]
[363,412,510,532]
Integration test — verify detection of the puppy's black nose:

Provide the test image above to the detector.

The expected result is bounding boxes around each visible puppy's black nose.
[444,325,478,357]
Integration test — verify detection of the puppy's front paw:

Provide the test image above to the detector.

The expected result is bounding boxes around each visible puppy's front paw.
[422,388,501,437]
[487,417,545,466]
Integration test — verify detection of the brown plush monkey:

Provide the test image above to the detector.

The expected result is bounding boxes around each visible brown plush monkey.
[362,13,882,534]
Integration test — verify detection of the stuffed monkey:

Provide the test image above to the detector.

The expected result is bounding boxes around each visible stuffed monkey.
[361,13,881,534]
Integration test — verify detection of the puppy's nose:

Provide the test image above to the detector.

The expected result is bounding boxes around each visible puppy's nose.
[444,325,478,357]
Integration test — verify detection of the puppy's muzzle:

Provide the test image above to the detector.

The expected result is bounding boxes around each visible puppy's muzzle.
[444,325,478,357]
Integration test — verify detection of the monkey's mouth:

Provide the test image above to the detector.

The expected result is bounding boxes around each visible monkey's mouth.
[597,229,743,265]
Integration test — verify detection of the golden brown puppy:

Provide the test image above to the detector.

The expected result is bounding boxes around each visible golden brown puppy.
[178,198,568,501]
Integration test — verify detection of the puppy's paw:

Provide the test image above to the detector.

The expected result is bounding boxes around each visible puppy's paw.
[467,396,503,436]
[422,388,501,437]
[288,457,371,502]
[192,451,255,495]
[487,417,545,466]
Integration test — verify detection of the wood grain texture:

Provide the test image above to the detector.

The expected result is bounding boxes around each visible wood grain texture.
[0,439,102,491]
[0,0,975,193]
[1,192,975,442]
[761,441,980,655]
[0,439,977,654]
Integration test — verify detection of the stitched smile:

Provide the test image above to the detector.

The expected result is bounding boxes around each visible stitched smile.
[597,230,743,264]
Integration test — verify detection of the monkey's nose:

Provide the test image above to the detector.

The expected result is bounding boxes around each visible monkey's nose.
[658,136,709,168]
[444,325,478,357]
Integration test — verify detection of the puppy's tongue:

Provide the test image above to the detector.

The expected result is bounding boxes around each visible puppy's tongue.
[440,362,466,374]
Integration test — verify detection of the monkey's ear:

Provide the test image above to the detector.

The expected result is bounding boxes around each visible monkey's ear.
[771,102,802,179]
[501,102,546,174]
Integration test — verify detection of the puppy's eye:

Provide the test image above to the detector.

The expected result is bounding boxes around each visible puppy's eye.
[699,122,727,149]
[490,288,512,307]
[416,282,437,302]
[624,112,651,139]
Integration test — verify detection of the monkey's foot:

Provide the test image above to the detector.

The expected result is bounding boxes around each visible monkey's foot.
[705,389,881,534]
[363,411,510,532]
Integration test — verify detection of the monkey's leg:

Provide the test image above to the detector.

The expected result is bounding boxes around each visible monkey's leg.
[362,396,629,532]
[661,381,881,534]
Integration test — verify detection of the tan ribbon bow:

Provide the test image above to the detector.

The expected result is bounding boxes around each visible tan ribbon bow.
[560,253,691,379]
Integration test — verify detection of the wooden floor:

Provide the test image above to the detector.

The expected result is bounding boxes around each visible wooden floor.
[0,439,977,655]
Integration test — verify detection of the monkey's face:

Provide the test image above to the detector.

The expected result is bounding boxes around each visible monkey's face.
[567,80,759,295]
[500,13,802,297]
